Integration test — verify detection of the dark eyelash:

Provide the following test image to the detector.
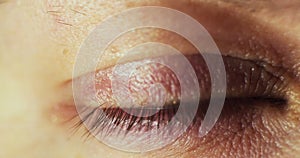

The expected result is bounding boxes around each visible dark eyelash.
[68,107,98,140]
[69,54,290,143]
[69,97,287,142]
[71,104,183,139]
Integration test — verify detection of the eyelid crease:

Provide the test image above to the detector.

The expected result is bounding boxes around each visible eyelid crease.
[65,54,290,113]
[54,54,291,127]
[43,0,300,81]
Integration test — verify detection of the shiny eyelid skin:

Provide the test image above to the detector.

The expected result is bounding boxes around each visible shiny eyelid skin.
[66,53,290,153]
[76,54,289,109]
[44,0,299,157]
[71,6,227,152]
[61,7,296,153]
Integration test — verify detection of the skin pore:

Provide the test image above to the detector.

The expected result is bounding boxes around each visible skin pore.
[0,0,300,158]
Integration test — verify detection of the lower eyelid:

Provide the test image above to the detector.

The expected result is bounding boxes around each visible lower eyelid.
[89,98,288,158]
[144,99,291,157]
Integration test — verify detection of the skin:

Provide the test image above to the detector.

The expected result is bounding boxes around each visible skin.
[0,0,300,157]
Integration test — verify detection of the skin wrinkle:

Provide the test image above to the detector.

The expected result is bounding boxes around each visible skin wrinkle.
[48,0,298,156]
[66,51,292,156]
[140,100,293,158]
[203,2,300,80]
[1,0,298,158]
[41,0,300,81]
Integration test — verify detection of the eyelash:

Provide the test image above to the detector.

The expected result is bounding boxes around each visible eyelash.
[76,105,181,136]
[70,54,289,146]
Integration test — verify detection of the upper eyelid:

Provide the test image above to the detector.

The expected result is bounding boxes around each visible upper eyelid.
[43,1,300,80]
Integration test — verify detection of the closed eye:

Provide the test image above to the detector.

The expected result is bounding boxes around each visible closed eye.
[51,1,300,157]
[62,53,293,155]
